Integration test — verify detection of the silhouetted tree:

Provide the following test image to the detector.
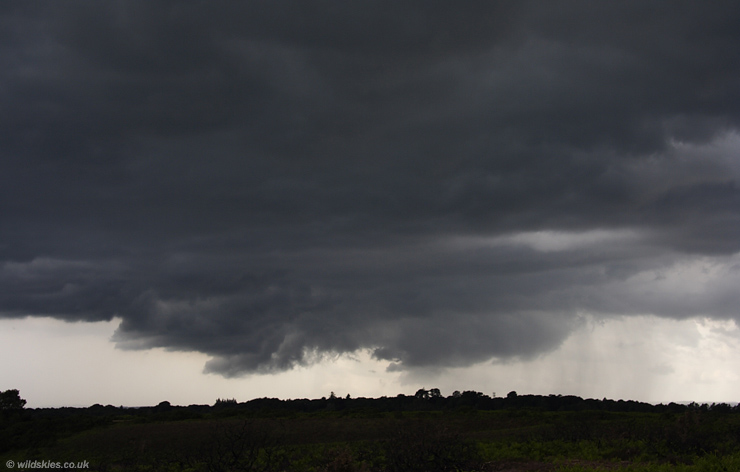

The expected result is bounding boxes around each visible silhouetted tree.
[0,389,26,410]
[214,398,238,408]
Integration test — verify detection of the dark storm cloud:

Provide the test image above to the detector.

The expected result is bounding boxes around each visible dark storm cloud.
[3,1,740,375]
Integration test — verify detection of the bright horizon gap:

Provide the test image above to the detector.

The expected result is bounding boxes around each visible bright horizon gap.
[2,315,738,409]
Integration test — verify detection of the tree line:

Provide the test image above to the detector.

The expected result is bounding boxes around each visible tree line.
[4,387,736,419]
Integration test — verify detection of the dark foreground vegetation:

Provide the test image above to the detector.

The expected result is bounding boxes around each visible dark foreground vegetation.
[2,389,740,471]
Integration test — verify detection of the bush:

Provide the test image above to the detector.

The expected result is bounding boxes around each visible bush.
[192,419,286,472]
[382,419,481,472]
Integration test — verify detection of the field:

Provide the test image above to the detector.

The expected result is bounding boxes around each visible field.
[2,394,740,471]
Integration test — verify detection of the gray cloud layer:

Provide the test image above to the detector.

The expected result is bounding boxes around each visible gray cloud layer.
[3,1,740,375]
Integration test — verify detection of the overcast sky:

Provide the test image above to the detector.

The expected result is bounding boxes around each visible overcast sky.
[3,1,740,408]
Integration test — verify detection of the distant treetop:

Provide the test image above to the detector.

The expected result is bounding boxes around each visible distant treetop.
[0,389,26,410]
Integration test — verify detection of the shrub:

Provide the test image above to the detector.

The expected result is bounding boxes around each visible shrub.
[382,419,481,472]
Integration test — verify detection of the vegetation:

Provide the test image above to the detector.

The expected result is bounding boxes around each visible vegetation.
[1,389,739,471]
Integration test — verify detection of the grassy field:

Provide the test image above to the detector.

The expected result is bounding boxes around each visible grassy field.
[3,406,740,471]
